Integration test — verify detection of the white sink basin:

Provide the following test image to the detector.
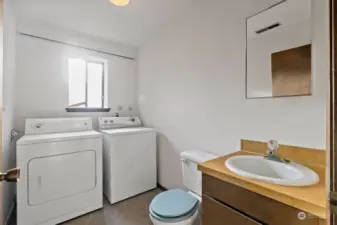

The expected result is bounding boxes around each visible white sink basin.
[225,156,319,187]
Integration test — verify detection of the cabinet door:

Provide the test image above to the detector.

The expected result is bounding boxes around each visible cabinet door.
[202,195,264,225]
[203,175,320,225]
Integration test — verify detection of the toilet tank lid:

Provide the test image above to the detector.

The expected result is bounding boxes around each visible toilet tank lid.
[181,151,218,163]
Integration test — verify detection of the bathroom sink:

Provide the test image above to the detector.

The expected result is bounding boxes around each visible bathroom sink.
[225,156,319,187]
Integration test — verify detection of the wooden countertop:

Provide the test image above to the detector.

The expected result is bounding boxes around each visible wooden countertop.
[198,151,327,219]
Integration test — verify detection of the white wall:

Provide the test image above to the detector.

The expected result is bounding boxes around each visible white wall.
[2,0,17,223]
[14,24,138,132]
[17,19,138,59]
[137,0,329,189]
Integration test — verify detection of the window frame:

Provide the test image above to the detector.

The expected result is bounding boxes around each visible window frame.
[84,60,105,108]
[67,57,110,112]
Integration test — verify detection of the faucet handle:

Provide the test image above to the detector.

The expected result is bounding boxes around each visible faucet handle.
[267,140,279,154]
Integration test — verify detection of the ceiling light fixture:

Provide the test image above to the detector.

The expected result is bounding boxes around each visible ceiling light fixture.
[109,0,130,6]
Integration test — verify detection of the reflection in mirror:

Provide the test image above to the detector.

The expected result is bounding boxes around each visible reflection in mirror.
[246,0,312,99]
[271,44,311,97]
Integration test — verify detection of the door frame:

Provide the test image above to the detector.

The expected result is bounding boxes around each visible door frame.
[331,0,337,224]
[0,0,3,224]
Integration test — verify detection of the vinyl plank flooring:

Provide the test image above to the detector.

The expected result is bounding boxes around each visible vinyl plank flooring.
[62,189,162,225]
[11,189,162,225]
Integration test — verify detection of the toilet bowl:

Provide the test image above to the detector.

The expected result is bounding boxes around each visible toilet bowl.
[149,189,200,225]
[150,206,199,225]
[149,151,217,225]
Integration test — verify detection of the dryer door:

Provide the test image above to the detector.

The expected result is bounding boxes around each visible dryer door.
[28,150,96,206]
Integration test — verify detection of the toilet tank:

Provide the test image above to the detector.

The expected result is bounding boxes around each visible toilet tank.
[181,151,217,196]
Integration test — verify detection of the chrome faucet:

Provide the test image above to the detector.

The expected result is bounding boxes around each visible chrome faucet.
[264,140,290,164]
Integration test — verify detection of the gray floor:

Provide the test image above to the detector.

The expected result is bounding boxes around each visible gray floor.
[12,189,162,225]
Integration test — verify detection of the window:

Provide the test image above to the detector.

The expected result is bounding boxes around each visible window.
[68,58,108,111]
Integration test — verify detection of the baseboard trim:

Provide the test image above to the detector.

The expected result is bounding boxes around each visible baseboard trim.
[5,197,16,225]
[157,183,167,191]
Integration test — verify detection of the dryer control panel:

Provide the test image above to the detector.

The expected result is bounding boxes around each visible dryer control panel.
[25,117,93,135]
[98,117,141,130]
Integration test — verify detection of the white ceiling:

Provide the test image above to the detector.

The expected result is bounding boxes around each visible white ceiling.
[13,0,196,47]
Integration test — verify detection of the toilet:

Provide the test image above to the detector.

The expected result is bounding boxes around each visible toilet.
[149,151,217,225]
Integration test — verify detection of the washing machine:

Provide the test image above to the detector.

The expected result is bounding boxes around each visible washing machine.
[98,117,156,204]
[16,117,103,225]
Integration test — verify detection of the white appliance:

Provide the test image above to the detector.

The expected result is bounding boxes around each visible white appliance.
[149,151,217,225]
[98,117,156,204]
[16,117,103,225]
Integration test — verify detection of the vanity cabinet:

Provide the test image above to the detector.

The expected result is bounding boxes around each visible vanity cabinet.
[202,174,320,225]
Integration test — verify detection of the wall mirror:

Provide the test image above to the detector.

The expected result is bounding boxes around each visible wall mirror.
[246,0,312,99]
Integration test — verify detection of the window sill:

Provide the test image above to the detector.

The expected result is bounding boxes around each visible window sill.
[66,108,111,113]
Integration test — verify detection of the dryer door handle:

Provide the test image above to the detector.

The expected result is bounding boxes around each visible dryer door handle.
[0,168,20,182]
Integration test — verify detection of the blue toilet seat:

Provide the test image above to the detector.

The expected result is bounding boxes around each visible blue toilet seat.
[149,189,199,222]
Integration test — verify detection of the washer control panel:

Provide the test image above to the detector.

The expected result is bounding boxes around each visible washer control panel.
[98,117,141,130]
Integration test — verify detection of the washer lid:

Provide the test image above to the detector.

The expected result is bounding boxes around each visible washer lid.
[149,189,198,218]
[101,127,155,136]
[17,130,102,145]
